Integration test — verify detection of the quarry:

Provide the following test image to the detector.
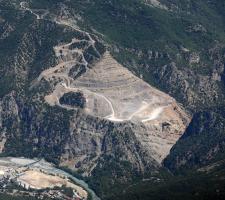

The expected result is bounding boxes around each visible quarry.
[39,36,190,164]
[17,1,190,176]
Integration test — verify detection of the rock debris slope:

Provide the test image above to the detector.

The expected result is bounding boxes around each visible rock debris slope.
[71,52,189,163]
[0,1,190,176]
[38,31,190,165]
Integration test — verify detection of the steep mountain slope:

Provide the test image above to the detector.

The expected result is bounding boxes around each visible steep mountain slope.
[0,0,225,199]
[107,160,225,200]
[164,107,225,173]
[0,0,189,176]
[62,0,225,110]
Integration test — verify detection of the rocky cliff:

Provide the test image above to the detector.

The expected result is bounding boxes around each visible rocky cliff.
[0,1,190,178]
[1,0,225,199]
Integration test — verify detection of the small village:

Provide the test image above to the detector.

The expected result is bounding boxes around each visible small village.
[0,157,88,200]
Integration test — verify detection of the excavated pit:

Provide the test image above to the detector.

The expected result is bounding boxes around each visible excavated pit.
[41,42,190,163]
[22,2,190,165]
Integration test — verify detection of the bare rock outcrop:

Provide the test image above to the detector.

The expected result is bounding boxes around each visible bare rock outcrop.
[0,2,190,178]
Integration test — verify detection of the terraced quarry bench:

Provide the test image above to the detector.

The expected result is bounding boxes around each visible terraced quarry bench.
[40,35,189,164]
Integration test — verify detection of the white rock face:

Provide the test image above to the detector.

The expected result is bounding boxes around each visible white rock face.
[0,2,191,177]
[72,52,182,125]
[40,42,189,165]
[27,7,190,168]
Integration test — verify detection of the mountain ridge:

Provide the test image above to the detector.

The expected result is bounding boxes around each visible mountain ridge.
[0,0,225,199]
